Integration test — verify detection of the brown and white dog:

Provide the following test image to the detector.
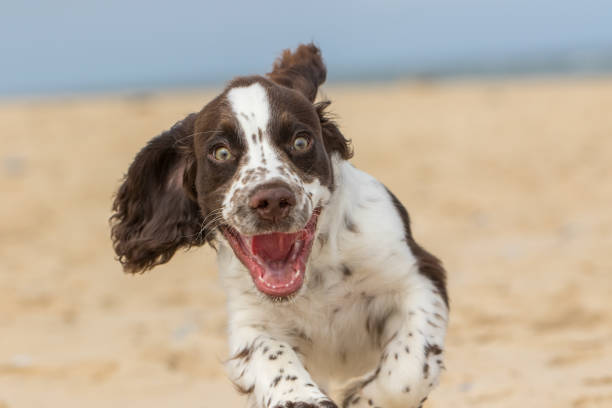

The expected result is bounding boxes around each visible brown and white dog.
[111,44,448,408]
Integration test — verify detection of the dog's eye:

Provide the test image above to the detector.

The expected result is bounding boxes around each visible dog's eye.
[292,135,311,152]
[212,146,232,161]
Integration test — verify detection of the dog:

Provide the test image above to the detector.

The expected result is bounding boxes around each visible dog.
[111,44,448,408]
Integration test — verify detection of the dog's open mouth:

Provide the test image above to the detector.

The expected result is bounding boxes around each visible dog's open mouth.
[221,208,321,298]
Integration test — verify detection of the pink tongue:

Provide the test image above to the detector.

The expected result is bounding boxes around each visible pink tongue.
[251,233,297,262]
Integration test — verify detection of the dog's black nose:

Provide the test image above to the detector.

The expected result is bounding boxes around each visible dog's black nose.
[249,185,296,222]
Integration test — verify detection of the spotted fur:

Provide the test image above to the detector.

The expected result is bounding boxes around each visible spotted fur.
[111,44,448,408]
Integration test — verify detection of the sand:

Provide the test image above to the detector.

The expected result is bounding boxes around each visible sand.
[1,78,611,407]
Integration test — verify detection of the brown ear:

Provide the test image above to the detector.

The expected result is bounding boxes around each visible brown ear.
[110,113,205,273]
[316,101,353,160]
[267,43,326,102]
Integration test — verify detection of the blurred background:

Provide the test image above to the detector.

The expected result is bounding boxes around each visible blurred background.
[3,0,612,97]
[1,1,611,407]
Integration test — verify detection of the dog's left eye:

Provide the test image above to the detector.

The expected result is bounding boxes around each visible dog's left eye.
[292,134,311,152]
[212,146,232,161]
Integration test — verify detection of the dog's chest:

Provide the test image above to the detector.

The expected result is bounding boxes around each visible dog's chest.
[271,261,402,382]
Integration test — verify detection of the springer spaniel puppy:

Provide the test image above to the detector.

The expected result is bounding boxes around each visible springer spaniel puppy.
[111,44,448,408]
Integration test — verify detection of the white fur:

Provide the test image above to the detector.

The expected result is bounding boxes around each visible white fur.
[218,154,448,408]
[223,83,331,234]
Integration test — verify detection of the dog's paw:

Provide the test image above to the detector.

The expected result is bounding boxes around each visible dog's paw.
[273,400,337,408]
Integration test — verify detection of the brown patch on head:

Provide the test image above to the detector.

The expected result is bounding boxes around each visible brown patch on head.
[265,81,333,187]
[189,96,247,220]
[266,43,326,102]
[111,43,353,273]
[267,44,352,161]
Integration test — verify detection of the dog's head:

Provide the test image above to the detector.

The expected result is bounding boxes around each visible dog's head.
[111,44,351,299]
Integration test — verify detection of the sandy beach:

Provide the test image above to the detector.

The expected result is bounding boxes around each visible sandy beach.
[1,78,611,407]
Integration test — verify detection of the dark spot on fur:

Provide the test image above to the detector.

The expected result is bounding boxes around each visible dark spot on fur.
[427,320,440,329]
[271,375,282,387]
[423,363,430,379]
[424,343,443,357]
[342,264,352,278]
[230,346,253,363]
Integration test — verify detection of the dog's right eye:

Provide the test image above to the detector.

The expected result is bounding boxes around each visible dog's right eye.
[212,146,232,162]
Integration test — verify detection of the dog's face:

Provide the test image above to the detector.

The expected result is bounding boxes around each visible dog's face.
[193,77,335,297]
[111,44,351,299]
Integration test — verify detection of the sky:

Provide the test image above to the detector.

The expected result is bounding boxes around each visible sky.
[1,0,612,96]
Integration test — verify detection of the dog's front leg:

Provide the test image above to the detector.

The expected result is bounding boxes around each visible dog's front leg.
[341,276,448,408]
[227,330,336,408]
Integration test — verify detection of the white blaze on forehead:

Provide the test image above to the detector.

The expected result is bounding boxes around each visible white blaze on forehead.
[226,82,283,177]
[223,83,309,224]
[227,82,270,137]
[222,82,331,231]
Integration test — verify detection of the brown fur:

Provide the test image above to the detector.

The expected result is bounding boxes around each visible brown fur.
[385,187,449,307]
[267,43,326,102]
[110,44,352,273]
[110,114,205,272]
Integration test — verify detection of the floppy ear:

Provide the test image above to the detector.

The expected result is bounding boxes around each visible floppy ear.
[267,43,326,102]
[110,113,205,273]
[315,101,353,160]
[268,44,353,160]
